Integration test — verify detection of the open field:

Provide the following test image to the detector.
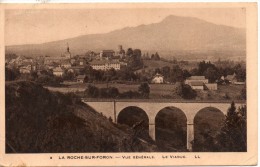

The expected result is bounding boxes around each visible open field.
[141,60,198,72]
[46,83,245,101]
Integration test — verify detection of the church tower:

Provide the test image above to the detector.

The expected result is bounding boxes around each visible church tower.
[64,42,71,59]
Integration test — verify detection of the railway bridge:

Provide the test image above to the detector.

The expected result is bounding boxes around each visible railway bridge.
[82,99,246,151]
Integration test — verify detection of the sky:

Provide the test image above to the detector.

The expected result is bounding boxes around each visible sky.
[5,8,246,46]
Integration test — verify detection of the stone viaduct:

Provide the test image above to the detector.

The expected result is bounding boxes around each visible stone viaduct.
[82,99,246,151]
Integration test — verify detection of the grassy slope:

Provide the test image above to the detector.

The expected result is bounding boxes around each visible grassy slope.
[5,81,157,153]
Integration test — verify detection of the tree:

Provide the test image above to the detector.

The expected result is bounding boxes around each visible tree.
[126,48,133,57]
[151,54,155,60]
[170,65,184,83]
[85,85,99,98]
[5,67,20,81]
[203,66,219,83]
[234,64,246,82]
[128,49,143,69]
[63,70,75,81]
[240,86,246,100]
[133,49,142,59]
[172,82,197,99]
[217,102,247,152]
[181,84,197,99]
[161,66,171,81]
[154,52,160,60]
[138,82,150,98]
[107,87,119,98]
[154,68,161,74]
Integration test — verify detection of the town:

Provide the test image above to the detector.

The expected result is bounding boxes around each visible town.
[5,43,246,100]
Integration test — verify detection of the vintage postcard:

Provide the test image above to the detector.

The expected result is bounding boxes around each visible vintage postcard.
[0,2,258,166]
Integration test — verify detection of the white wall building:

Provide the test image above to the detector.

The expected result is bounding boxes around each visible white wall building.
[151,73,164,84]
[90,60,121,71]
[53,67,64,77]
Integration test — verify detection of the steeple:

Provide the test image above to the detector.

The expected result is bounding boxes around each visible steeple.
[67,42,70,53]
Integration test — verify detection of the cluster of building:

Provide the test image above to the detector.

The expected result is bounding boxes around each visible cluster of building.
[6,44,128,79]
[151,74,217,90]
[185,76,217,90]
[151,73,244,91]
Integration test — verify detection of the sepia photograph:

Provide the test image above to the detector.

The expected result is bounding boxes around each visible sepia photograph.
[1,2,258,166]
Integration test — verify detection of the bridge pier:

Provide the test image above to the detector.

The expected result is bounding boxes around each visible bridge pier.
[149,123,156,141]
[187,122,194,151]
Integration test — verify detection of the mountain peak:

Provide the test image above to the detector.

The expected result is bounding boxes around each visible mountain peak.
[161,15,203,24]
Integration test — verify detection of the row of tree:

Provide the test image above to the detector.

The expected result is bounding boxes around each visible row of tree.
[85,82,150,99]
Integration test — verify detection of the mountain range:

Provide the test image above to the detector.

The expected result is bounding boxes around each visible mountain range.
[6,15,246,60]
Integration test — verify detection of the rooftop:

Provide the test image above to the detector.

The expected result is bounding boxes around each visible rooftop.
[89,60,120,65]
[190,81,204,86]
[153,73,164,78]
[187,76,206,80]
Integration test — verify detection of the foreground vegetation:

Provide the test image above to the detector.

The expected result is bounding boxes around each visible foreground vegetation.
[5,81,157,153]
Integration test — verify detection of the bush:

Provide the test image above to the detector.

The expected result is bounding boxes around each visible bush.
[138,82,150,98]
[119,91,141,99]
[182,84,197,99]
[85,85,99,98]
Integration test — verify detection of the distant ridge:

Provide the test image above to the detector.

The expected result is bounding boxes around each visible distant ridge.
[6,15,246,59]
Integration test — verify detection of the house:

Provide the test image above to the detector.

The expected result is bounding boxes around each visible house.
[225,73,237,84]
[99,50,115,59]
[53,67,64,77]
[19,65,32,74]
[190,81,204,90]
[89,60,121,71]
[205,83,218,90]
[151,73,164,84]
[76,75,86,83]
[185,76,209,85]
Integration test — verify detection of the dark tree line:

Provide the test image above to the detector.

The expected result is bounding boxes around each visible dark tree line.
[85,82,150,99]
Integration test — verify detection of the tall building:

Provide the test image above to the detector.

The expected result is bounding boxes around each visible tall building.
[117,45,125,58]
[62,43,71,59]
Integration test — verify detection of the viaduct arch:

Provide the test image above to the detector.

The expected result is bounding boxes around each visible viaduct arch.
[83,100,245,151]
